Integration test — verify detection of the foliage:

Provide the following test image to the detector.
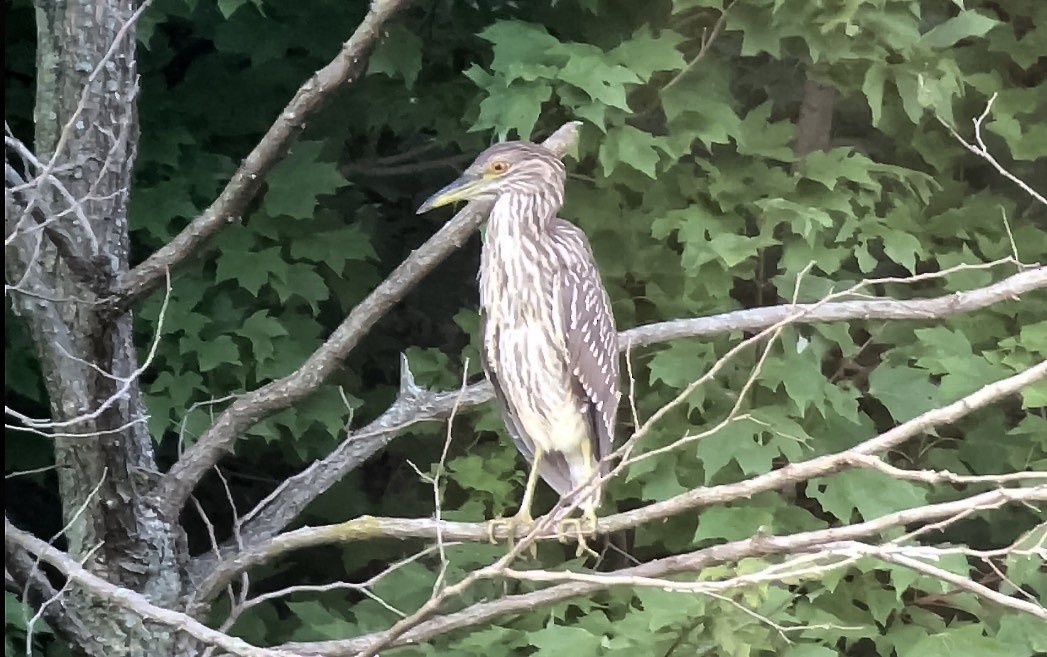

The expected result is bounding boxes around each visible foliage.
[5,0,1045,655]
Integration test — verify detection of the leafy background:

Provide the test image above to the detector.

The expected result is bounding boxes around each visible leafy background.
[5,0,1046,655]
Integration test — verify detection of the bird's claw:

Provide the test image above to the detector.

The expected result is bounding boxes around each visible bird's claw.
[556,511,599,558]
[487,511,538,557]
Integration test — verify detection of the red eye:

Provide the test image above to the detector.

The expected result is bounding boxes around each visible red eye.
[490,161,509,174]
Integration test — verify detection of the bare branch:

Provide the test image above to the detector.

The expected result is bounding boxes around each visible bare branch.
[4,519,300,657]
[843,542,1047,620]
[191,360,1046,603]
[940,92,1047,207]
[213,265,1045,548]
[155,121,584,522]
[4,269,171,432]
[115,0,412,309]
[620,264,1044,349]
[186,265,1046,592]
[278,486,1046,656]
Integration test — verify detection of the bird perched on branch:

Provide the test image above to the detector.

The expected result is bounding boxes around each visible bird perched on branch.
[417,137,620,553]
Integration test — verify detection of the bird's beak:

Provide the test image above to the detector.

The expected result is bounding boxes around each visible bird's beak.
[416,173,485,214]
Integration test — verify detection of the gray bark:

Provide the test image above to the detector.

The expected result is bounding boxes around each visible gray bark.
[792,69,836,173]
[7,1,188,654]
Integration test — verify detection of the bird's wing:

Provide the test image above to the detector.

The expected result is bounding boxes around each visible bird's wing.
[552,220,620,475]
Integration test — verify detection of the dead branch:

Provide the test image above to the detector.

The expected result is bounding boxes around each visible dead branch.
[115,0,412,309]
[190,360,1046,603]
[621,264,1044,349]
[278,486,1045,656]
[940,92,1047,207]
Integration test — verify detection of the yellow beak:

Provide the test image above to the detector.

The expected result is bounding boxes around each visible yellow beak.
[416,173,486,214]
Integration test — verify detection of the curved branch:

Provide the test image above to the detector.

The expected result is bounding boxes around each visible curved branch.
[278,486,1046,656]
[3,529,85,647]
[114,0,411,309]
[154,122,583,522]
[620,265,1045,349]
[4,519,297,657]
[190,360,1046,604]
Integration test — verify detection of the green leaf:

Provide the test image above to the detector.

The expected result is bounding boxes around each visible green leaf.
[599,125,660,178]
[472,81,553,141]
[900,624,1012,657]
[673,0,725,11]
[367,24,423,89]
[809,470,928,521]
[215,246,283,295]
[609,29,686,81]
[264,142,345,218]
[998,613,1047,653]
[921,11,999,49]
[270,264,329,310]
[640,464,689,501]
[240,311,288,362]
[478,21,562,74]
[730,4,782,57]
[529,624,601,657]
[635,587,707,631]
[735,101,795,161]
[784,646,837,657]
[881,230,922,273]
[694,505,775,542]
[217,0,262,19]
[285,601,355,641]
[863,63,887,126]
[557,54,640,110]
[288,224,377,270]
[196,335,240,372]
[696,419,784,483]
[868,365,941,422]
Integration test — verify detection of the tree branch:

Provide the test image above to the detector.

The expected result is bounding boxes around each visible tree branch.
[190,360,1046,604]
[194,264,1046,566]
[3,529,89,649]
[114,0,412,310]
[621,265,1045,349]
[845,542,1047,620]
[154,121,583,522]
[4,518,299,657]
[940,92,1047,207]
[277,486,1046,656]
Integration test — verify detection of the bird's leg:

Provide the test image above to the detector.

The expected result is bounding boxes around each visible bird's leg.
[517,446,543,523]
[555,439,600,558]
[487,447,544,555]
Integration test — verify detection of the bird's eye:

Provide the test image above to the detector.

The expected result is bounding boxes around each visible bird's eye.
[489,161,510,175]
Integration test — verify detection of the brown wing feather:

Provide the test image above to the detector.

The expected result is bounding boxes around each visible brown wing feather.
[551,219,620,476]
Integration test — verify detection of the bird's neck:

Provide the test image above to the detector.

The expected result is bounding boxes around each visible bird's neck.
[489,190,562,239]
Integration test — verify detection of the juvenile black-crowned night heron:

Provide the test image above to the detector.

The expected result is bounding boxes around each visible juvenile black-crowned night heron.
[418,139,620,551]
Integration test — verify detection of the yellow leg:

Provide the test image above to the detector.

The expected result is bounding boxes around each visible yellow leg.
[487,447,544,556]
[518,445,544,522]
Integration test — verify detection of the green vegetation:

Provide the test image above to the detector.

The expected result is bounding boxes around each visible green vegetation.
[5,0,1045,655]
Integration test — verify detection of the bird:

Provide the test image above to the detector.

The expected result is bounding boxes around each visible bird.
[417,139,620,553]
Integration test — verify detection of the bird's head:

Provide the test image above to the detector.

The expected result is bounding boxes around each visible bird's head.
[416,141,566,214]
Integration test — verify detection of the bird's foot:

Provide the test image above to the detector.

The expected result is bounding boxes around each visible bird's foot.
[556,510,599,559]
[487,510,538,557]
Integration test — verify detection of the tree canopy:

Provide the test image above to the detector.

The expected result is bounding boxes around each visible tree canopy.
[5,1,1046,656]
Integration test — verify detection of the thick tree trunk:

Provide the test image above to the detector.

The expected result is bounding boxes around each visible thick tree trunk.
[6,1,189,654]
[792,69,836,170]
